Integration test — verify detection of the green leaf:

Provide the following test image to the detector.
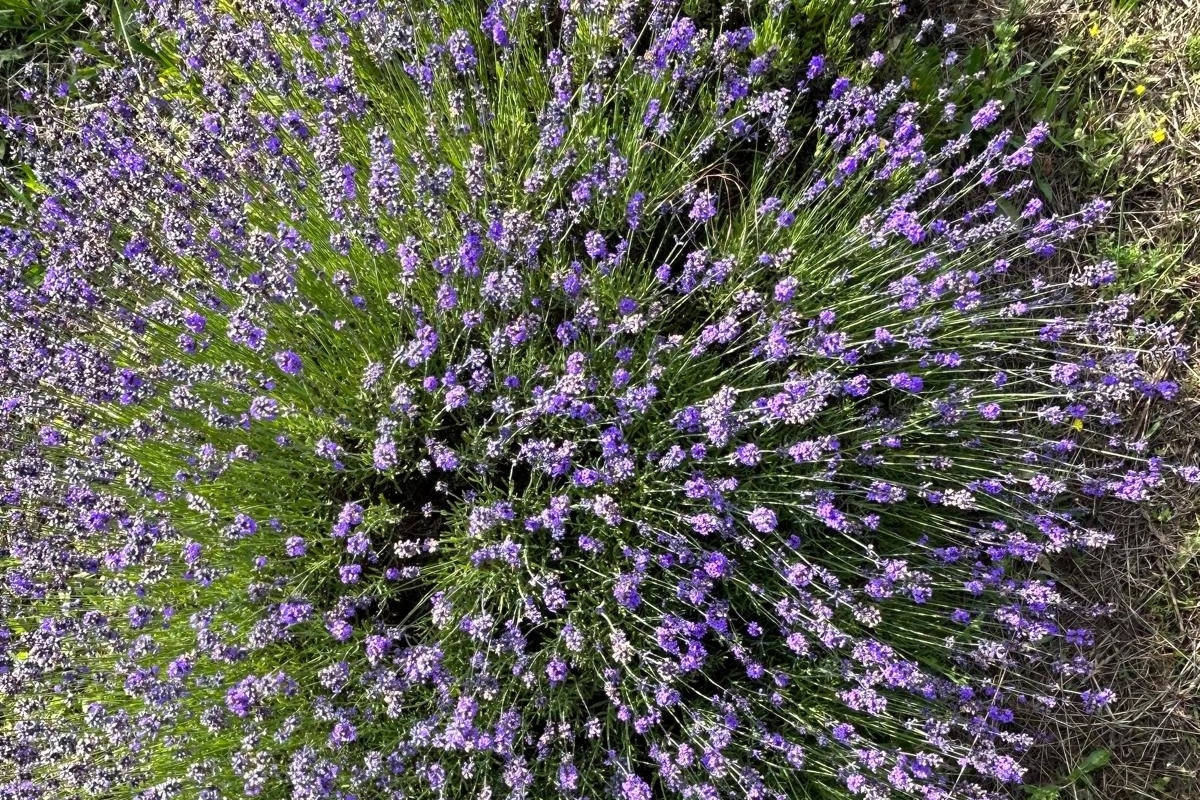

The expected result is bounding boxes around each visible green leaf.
[1071,748,1112,778]
[1034,172,1055,204]
[1006,61,1036,85]
[1042,44,1077,67]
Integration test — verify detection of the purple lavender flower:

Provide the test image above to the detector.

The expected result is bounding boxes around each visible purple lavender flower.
[620,774,652,800]
[970,99,1004,130]
[274,350,303,375]
[978,402,1002,420]
[447,29,477,73]
[181,541,202,565]
[734,443,762,466]
[584,230,607,259]
[1080,688,1116,713]
[747,506,777,533]
[613,573,642,610]
[888,372,924,392]
[689,191,718,223]
[278,600,312,625]
[546,657,569,685]
[329,720,357,747]
[326,619,353,642]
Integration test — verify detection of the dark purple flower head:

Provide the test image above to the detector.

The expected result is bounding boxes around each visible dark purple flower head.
[689,191,718,223]
[546,657,569,685]
[274,350,303,375]
[970,99,1004,130]
[329,720,357,747]
[182,541,202,565]
[747,506,777,533]
[888,372,924,392]
[620,774,651,800]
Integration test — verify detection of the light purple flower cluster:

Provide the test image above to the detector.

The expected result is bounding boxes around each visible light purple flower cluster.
[0,1,1192,800]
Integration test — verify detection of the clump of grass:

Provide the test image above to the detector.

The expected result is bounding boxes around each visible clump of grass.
[0,0,94,108]
[0,0,106,187]
[1185,31,1200,72]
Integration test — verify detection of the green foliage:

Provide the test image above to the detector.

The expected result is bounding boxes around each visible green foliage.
[0,0,105,200]
[1022,749,1112,799]
[0,0,89,98]
[1186,32,1200,72]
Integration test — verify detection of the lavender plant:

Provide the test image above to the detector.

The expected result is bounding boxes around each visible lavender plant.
[0,1,1192,799]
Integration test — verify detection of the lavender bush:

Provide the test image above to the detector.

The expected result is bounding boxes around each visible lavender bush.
[0,1,1192,799]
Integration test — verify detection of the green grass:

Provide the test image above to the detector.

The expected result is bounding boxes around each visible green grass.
[0,0,89,99]
[1185,31,1200,71]
[0,0,100,177]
